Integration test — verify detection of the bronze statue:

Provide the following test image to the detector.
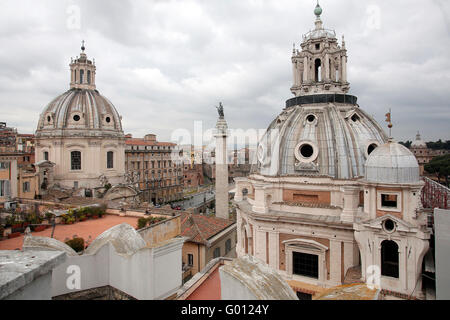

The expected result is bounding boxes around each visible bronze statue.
[216,102,225,119]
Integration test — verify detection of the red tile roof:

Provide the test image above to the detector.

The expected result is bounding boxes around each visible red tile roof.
[180,212,234,245]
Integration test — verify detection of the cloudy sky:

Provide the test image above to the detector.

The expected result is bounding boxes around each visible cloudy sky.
[1,0,449,145]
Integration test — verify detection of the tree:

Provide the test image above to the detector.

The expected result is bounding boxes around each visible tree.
[399,141,412,148]
[425,154,450,187]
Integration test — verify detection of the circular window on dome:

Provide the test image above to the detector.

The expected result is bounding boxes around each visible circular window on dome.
[106,117,111,123]
[47,116,51,123]
[73,115,81,122]
[306,114,316,123]
[383,219,396,233]
[294,141,319,163]
[300,144,314,158]
[351,114,360,122]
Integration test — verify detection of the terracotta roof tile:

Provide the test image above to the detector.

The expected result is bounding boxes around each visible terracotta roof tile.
[180,212,234,245]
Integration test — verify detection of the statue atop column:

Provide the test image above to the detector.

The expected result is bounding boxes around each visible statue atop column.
[216,102,225,119]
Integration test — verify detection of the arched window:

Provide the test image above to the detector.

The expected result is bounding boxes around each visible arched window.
[80,69,84,84]
[71,151,81,170]
[107,151,114,169]
[315,59,322,82]
[381,240,399,278]
[87,70,91,84]
[44,151,49,161]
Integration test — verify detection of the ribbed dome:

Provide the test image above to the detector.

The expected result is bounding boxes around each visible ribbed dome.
[36,89,124,138]
[365,141,420,184]
[255,101,388,179]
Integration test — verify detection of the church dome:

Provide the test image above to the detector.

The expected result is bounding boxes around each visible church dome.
[255,101,387,179]
[365,140,420,184]
[37,89,123,137]
[36,44,123,138]
[255,9,387,180]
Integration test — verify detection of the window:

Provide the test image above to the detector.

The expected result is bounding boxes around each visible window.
[23,182,30,193]
[293,252,319,279]
[0,162,9,169]
[87,70,91,84]
[296,292,312,300]
[381,240,399,278]
[44,152,49,161]
[188,254,194,266]
[213,247,221,259]
[73,115,80,122]
[71,151,81,170]
[80,69,84,84]
[300,144,314,158]
[381,194,397,208]
[315,58,322,82]
[315,43,320,50]
[225,239,232,254]
[0,180,11,197]
[107,151,114,169]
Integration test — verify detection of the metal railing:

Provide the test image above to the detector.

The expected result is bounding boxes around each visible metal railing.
[422,177,450,210]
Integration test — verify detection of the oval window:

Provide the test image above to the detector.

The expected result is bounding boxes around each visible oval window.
[383,219,396,233]
[300,144,314,158]
[47,116,51,123]
[307,114,316,123]
[73,115,81,122]
[106,117,111,123]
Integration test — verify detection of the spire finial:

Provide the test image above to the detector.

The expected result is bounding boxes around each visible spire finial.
[314,0,323,18]
[81,40,85,52]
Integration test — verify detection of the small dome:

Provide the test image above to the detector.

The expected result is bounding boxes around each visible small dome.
[411,132,427,148]
[365,141,420,184]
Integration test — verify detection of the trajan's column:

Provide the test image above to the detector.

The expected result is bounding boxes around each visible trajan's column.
[214,103,229,220]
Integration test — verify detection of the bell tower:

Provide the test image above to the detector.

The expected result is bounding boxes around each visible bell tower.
[291,2,349,96]
[69,41,97,90]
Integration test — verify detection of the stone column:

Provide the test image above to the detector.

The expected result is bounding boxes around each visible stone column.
[214,116,229,220]
[303,56,308,83]
[340,185,360,223]
[342,55,347,82]
[325,53,330,81]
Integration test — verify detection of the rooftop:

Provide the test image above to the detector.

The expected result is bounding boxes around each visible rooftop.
[180,212,235,245]
[0,215,139,250]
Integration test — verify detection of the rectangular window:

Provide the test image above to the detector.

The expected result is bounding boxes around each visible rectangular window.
[381,194,398,208]
[23,182,30,193]
[71,151,81,170]
[225,239,232,254]
[213,247,221,259]
[0,180,11,196]
[107,151,114,169]
[0,162,9,169]
[80,69,84,84]
[293,252,319,279]
[188,254,194,266]
[87,70,91,84]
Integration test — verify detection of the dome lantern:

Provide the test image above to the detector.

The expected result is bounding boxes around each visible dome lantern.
[70,41,96,90]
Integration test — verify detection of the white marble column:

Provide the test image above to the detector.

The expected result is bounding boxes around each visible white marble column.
[214,116,229,220]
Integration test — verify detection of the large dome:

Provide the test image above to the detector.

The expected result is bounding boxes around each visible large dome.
[255,98,387,179]
[36,88,123,138]
[365,140,420,184]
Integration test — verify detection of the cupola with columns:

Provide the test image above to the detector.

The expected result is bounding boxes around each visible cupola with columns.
[70,41,97,90]
[291,1,349,96]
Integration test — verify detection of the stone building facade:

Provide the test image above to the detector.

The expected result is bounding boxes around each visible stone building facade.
[125,134,183,204]
[35,44,126,190]
[234,3,431,299]
[410,132,449,175]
